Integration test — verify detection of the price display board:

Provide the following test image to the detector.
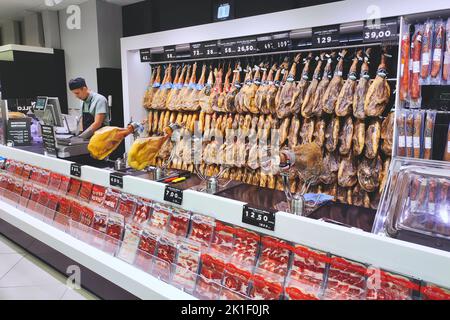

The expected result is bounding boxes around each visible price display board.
[312,25,340,48]
[363,18,399,43]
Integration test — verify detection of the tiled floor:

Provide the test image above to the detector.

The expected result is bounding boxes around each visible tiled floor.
[0,234,98,300]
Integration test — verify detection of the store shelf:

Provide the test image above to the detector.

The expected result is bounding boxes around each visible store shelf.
[0,197,195,300]
[2,145,450,289]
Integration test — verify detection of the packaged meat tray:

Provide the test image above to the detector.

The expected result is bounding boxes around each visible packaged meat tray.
[248,268,284,300]
[48,173,62,191]
[104,212,125,255]
[67,178,82,197]
[210,221,235,256]
[90,210,109,250]
[132,198,153,224]
[79,181,94,202]
[13,162,23,177]
[365,268,418,300]
[37,170,51,186]
[59,175,71,193]
[22,164,32,180]
[90,185,106,205]
[117,193,138,221]
[135,225,161,270]
[222,262,253,297]
[290,244,328,289]
[117,223,142,264]
[29,167,42,183]
[194,251,228,300]
[257,236,291,277]
[188,214,215,247]
[167,208,191,237]
[148,203,172,230]
[323,256,368,300]
[102,188,121,212]
[19,183,32,207]
[231,227,260,267]
[285,277,322,300]
[171,239,201,292]
[421,283,450,300]
[153,233,178,282]
[219,287,249,300]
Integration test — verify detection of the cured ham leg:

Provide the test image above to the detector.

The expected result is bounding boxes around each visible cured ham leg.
[364,50,391,117]
[353,48,372,119]
[336,50,362,117]
[322,49,347,114]
[143,65,160,109]
[312,52,336,117]
[290,53,312,115]
[256,63,276,114]
[276,54,302,118]
[216,64,231,112]
[302,53,325,118]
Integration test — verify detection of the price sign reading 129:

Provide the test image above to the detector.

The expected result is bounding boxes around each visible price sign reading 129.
[312,25,340,48]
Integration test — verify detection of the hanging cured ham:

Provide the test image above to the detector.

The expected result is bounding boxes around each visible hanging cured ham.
[313,119,326,147]
[357,155,382,192]
[143,65,161,109]
[276,53,302,118]
[364,50,391,117]
[325,116,340,152]
[166,65,185,110]
[353,48,372,119]
[352,119,365,156]
[210,64,223,112]
[225,64,241,113]
[180,63,197,110]
[267,58,289,115]
[322,49,347,114]
[216,64,231,112]
[320,151,340,185]
[338,116,354,155]
[235,66,252,113]
[381,112,394,156]
[199,66,214,114]
[302,53,325,118]
[365,119,381,159]
[337,152,358,188]
[256,63,276,114]
[336,50,362,117]
[312,52,336,117]
[290,53,312,115]
[186,64,206,111]
[152,64,172,110]
[244,63,264,114]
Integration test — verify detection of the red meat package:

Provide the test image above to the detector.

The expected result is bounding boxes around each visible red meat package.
[102,188,120,212]
[54,198,72,229]
[59,175,71,193]
[79,181,94,202]
[148,203,172,230]
[26,187,41,212]
[117,223,142,264]
[219,287,249,300]
[171,239,201,292]
[49,173,62,190]
[421,283,450,300]
[222,262,252,297]
[80,206,94,227]
[13,162,23,177]
[22,165,32,180]
[132,199,153,224]
[135,225,160,271]
[231,227,260,266]
[0,174,9,190]
[92,210,109,233]
[117,193,137,220]
[5,160,17,175]
[45,194,60,219]
[29,167,41,182]
[67,178,82,197]
[167,208,191,237]
[38,170,51,186]
[210,221,235,255]
[248,268,283,300]
[323,256,368,300]
[188,214,215,247]
[285,277,322,300]
[257,236,291,277]
[90,185,106,205]
[290,244,328,289]
[365,268,416,300]
[19,183,32,207]
[153,233,178,282]
[194,252,228,300]
[104,212,125,255]
[70,202,84,223]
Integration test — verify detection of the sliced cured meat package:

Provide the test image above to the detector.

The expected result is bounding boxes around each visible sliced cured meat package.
[421,283,450,300]
[167,208,191,237]
[59,176,71,193]
[257,236,291,277]
[79,181,93,202]
[222,263,252,297]
[420,20,434,85]
[285,277,322,300]
[90,185,106,205]
[67,178,82,197]
[249,268,284,300]
[172,240,201,292]
[210,221,235,255]
[92,210,108,233]
[366,269,416,300]
[324,256,368,300]
[195,252,228,300]
[133,199,153,224]
[153,233,178,282]
[38,170,51,186]
[231,227,260,267]
[117,223,142,264]
[290,244,328,290]
[49,173,62,191]
[149,203,172,230]
[117,194,138,220]
[188,214,215,247]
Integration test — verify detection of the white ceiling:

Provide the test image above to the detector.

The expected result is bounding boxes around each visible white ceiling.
[0,0,142,21]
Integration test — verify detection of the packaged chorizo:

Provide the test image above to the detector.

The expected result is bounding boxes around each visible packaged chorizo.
[420,20,434,85]
[444,124,450,162]
[412,110,424,158]
[396,110,407,157]
[423,110,437,160]
[405,110,415,158]
[410,24,423,107]
[400,23,411,102]
[444,18,450,83]
[431,19,445,84]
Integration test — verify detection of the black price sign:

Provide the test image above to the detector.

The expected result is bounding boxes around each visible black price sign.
[258,37,291,53]
[312,24,340,48]
[164,185,183,205]
[191,41,220,58]
[163,46,177,61]
[222,37,257,56]
[110,172,125,188]
[41,125,57,157]
[140,48,151,62]
[242,204,276,231]
[70,163,82,177]
[7,118,31,146]
[363,18,399,43]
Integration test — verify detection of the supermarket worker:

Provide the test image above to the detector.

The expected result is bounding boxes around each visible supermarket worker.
[69,77,110,140]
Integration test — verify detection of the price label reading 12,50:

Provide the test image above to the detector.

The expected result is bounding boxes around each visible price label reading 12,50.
[242,205,276,231]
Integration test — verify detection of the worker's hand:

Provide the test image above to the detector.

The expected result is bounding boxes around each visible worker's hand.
[78,128,94,140]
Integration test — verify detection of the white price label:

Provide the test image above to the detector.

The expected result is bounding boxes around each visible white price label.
[406,136,413,147]
[413,137,421,148]
[398,136,406,148]
[444,53,450,65]
[412,61,421,73]
[433,49,442,62]
[448,141,450,153]
[425,137,432,149]
[422,52,430,66]
[409,59,413,71]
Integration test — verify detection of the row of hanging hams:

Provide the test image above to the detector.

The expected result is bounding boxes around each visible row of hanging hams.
[142,47,392,120]
[144,108,393,208]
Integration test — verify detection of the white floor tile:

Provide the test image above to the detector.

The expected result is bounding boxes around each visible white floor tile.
[0,235,26,254]
[0,284,67,300]
[0,253,23,279]
[61,288,97,300]
[0,255,66,287]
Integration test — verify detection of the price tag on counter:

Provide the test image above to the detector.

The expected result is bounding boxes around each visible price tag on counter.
[41,125,57,157]
[363,18,399,43]
[222,37,258,56]
[312,25,340,48]
[163,46,177,61]
[110,172,125,189]
[164,185,183,205]
[140,48,151,62]
[242,204,276,231]
[70,163,83,178]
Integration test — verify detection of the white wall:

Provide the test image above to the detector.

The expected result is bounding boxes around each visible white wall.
[59,0,100,116]
[96,0,122,68]
[22,13,44,47]
[0,20,21,45]
[42,11,61,49]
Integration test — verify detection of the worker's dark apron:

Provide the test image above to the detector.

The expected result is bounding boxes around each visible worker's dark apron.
[82,99,94,133]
